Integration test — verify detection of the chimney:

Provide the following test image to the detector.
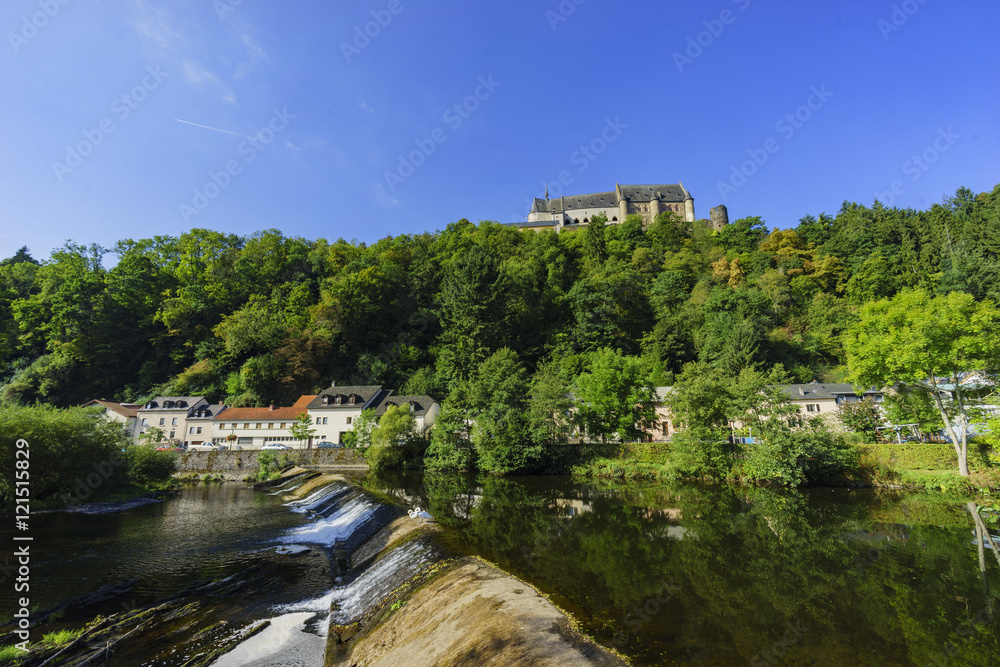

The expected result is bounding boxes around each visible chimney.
[331,380,337,387]
[269,404,276,411]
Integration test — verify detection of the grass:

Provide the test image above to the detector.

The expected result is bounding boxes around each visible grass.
[0,629,85,665]
[0,645,24,665]
[41,629,83,646]
[570,456,671,480]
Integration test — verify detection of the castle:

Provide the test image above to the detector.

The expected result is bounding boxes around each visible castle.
[505,183,728,233]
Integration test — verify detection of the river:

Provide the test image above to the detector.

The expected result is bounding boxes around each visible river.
[3,473,999,665]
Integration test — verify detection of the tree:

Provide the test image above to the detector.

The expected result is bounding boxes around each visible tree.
[845,289,1000,476]
[368,404,420,472]
[289,412,317,447]
[837,398,883,441]
[139,426,165,445]
[466,348,540,474]
[344,408,377,450]
[573,349,656,443]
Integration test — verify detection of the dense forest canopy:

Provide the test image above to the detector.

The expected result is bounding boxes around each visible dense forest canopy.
[2,184,999,411]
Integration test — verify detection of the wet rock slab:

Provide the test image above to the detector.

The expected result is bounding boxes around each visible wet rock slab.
[336,557,626,667]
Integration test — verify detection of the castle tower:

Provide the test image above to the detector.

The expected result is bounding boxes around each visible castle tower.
[616,183,628,221]
[680,182,695,222]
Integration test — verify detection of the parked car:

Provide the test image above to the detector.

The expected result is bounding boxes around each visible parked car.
[155,445,184,452]
[261,443,291,450]
[315,441,343,449]
[188,443,219,451]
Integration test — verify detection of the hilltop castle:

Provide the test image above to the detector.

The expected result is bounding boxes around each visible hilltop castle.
[506,183,728,233]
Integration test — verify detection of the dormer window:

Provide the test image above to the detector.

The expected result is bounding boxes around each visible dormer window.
[335,396,342,405]
[322,395,329,405]
[348,395,356,405]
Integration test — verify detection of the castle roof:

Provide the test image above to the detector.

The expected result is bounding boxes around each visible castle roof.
[529,184,689,213]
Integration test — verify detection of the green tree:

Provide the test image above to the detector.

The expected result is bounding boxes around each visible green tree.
[837,398,883,441]
[423,400,474,471]
[573,349,656,443]
[845,289,1000,475]
[289,412,317,447]
[467,348,540,474]
[344,408,377,450]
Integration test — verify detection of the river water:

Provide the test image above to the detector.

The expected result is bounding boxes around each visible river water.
[4,474,1000,665]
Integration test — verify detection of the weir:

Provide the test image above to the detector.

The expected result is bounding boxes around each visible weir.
[259,470,626,666]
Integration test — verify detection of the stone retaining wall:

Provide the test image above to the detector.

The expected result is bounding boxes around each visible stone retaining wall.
[175,449,366,479]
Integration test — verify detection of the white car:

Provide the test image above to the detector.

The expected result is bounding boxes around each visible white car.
[188,443,219,451]
[261,443,291,450]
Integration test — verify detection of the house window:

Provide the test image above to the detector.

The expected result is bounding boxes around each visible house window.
[141,418,148,426]
[268,423,274,428]
[347,417,352,425]
[349,395,356,405]
[280,422,286,429]
[172,418,178,426]
[196,427,202,435]
[806,404,820,413]
[322,417,328,425]
[189,427,195,434]
[255,423,261,429]
[169,431,175,439]
[243,423,250,429]
[159,418,165,426]
[335,396,342,405]
[316,417,321,424]
[322,395,329,405]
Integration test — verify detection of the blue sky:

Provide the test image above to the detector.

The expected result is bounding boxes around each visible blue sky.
[1,0,998,260]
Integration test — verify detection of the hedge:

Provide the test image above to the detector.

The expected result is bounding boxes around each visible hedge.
[857,442,994,471]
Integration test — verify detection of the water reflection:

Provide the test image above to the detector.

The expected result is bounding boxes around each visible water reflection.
[361,472,1000,666]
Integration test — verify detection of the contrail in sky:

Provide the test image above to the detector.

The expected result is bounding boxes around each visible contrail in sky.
[173,118,248,138]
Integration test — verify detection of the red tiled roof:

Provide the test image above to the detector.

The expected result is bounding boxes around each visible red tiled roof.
[213,395,317,421]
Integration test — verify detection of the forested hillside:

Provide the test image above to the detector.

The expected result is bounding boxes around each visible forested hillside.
[2,184,998,411]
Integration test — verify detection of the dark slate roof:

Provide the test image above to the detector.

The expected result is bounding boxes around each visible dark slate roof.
[309,385,387,409]
[141,397,207,411]
[618,184,690,202]
[374,395,438,417]
[187,404,228,421]
[780,383,882,400]
[530,191,619,213]
[529,184,690,214]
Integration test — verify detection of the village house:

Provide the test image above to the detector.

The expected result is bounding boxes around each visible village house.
[184,403,228,446]
[780,383,884,417]
[81,400,142,439]
[136,397,210,445]
[213,395,316,448]
[307,383,393,445]
[373,394,441,431]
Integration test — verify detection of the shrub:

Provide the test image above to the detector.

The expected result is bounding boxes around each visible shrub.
[0,404,132,507]
[125,445,177,485]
